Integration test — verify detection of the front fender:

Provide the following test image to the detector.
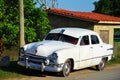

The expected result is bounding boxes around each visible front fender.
[56,47,79,64]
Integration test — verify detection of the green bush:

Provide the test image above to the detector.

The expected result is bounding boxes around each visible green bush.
[109,54,120,64]
[0,23,37,47]
[25,27,37,43]
[2,23,19,47]
[109,42,120,64]
[0,0,52,48]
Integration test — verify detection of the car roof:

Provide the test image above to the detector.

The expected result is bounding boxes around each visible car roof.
[49,28,97,38]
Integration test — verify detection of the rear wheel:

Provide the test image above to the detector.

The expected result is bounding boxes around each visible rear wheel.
[96,58,106,71]
[61,60,71,77]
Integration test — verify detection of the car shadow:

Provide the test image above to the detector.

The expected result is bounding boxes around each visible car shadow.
[0,61,62,77]
[0,61,98,77]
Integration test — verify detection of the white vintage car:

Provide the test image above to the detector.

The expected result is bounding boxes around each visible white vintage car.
[18,28,113,77]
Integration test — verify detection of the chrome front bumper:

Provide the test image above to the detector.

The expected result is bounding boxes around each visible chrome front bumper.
[17,61,63,72]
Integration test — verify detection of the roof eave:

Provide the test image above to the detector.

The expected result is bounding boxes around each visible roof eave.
[98,21,120,24]
[48,12,98,23]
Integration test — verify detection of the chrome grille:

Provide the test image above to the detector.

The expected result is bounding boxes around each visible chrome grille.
[25,53,46,64]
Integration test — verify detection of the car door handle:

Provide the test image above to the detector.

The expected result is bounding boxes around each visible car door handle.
[100,46,103,48]
[90,47,93,49]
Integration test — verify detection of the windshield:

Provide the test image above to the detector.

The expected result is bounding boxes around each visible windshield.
[45,33,78,44]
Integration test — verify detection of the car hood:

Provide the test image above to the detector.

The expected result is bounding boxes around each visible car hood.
[24,40,74,57]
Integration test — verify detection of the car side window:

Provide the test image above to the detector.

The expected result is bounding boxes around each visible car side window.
[91,35,99,44]
[80,35,89,46]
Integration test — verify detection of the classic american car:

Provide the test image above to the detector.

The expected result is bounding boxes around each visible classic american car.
[18,28,113,77]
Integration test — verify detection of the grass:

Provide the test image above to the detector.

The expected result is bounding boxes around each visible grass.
[0,42,120,79]
[108,41,120,64]
[0,61,23,78]
[0,48,23,79]
[0,48,49,79]
[0,60,45,79]
[108,52,120,65]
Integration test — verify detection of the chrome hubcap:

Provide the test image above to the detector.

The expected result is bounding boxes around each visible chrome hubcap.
[65,63,70,74]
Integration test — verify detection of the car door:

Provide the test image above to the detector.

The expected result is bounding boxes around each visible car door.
[79,35,92,69]
[90,35,103,66]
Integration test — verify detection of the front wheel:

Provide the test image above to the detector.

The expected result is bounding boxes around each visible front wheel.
[60,60,71,77]
[96,59,106,71]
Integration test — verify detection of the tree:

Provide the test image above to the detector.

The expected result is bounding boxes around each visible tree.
[19,0,25,47]
[0,0,52,48]
[35,0,57,9]
[93,0,120,17]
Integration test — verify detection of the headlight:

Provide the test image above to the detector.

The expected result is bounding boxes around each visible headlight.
[49,53,58,60]
[48,53,58,63]
[44,58,50,66]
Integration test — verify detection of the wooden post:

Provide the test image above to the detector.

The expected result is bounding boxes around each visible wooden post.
[19,0,25,48]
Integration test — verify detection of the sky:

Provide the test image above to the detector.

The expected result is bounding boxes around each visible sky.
[56,0,99,12]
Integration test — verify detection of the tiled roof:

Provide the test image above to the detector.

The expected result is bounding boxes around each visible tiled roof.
[47,8,120,22]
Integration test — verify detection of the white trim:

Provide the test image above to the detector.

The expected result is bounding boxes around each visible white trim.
[98,21,120,24]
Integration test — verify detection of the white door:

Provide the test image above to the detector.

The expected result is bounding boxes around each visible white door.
[90,35,103,66]
[79,35,92,69]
